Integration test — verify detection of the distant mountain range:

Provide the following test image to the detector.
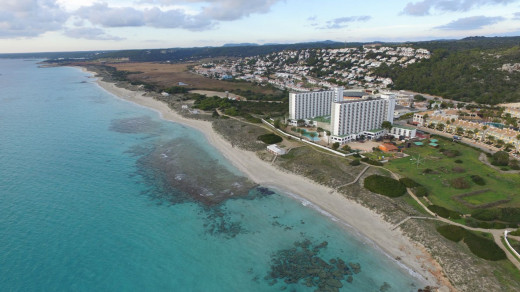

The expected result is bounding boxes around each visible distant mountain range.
[2,37,517,62]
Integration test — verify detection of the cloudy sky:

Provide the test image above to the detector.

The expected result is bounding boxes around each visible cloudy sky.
[1,0,520,53]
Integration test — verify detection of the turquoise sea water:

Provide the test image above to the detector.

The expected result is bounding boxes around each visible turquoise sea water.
[0,60,424,291]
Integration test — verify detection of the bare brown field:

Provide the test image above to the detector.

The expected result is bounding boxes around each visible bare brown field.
[107,62,278,94]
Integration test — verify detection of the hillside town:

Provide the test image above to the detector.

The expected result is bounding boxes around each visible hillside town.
[192,45,431,91]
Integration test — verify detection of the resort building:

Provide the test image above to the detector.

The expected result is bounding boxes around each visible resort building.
[389,125,417,139]
[505,108,520,119]
[266,144,287,155]
[413,109,480,126]
[289,87,344,120]
[329,94,396,144]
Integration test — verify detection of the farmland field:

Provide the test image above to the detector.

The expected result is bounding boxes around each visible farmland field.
[108,62,280,95]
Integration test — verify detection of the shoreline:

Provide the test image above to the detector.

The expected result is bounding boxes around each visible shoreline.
[81,67,451,290]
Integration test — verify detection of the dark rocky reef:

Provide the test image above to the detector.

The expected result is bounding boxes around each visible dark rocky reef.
[265,239,361,291]
[132,138,257,206]
[110,116,162,134]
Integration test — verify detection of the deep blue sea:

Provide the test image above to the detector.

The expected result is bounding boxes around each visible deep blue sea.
[0,59,424,291]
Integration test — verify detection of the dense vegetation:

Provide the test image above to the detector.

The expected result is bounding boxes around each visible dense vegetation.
[463,231,506,261]
[436,225,465,242]
[363,175,406,198]
[257,133,283,144]
[192,95,287,118]
[375,43,520,104]
[437,225,506,261]
[492,151,510,166]
[428,205,461,219]
[472,208,520,224]
[399,177,420,188]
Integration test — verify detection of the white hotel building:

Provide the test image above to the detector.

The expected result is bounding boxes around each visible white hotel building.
[288,88,396,144]
[329,94,395,144]
[289,87,343,120]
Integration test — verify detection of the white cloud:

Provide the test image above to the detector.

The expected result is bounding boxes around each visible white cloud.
[402,0,516,16]
[0,0,69,38]
[436,15,505,30]
[319,16,371,29]
[64,27,124,40]
[138,0,283,21]
[75,2,213,30]
[76,3,145,27]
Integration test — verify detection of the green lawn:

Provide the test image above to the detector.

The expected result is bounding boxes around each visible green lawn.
[462,191,510,206]
[386,137,520,214]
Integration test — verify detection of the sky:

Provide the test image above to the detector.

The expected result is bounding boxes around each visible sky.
[1,0,520,53]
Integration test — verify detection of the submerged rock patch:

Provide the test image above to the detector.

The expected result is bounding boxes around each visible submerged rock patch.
[265,239,361,291]
[110,116,161,134]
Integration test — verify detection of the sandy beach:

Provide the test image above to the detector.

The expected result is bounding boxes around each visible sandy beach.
[85,68,451,290]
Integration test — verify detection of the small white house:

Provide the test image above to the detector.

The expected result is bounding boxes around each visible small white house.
[390,125,417,139]
[267,144,286,155]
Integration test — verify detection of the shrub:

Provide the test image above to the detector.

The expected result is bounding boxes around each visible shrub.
[428,205,461,219]
[465,217,480,228]
[242,114,261,123]
[492,222,507,229]
[463,231,506,261]
[423,168,437,174]
[477,221,507,229]
[472,208,520,223]
[491,151,509,166]
[399,177,420,188]
[364,175,406,198]
[353,153,361,158]
[332,142,340,150]
[450,177,470,189]
[437,227,506,260]
[510,229,520,236]
[500,208,520,223]
[472,209,499,221]
[477,221,491,229]
[452,167,466,173]
[454,159,463,164]
[441,149,461,158]
[257,133,283,144]
[437,225,465,242]
[350,159,361,166]
[414,186,429,197]
[470,175,486,186]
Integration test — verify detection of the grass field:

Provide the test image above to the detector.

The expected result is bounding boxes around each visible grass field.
[462,191,510,206]
[386,136,520,214]
[108,62,279,95]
